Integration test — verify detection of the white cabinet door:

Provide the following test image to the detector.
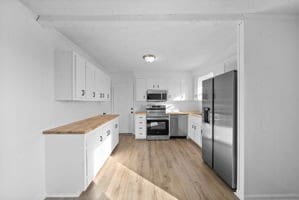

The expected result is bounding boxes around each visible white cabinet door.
[157,79,168,90]
[105,75,111,101]
[74,53,86,99]
[101,74,111,101]
[85,62,96,100]
[147,78,155,89]
[95,69,103,100]
[180,79,192,101]
[96,70,106,101]
[102,122,113,153]
[112,118,119,150]
[135,78,147,101]
[168,79,181,101]
[193,122,201,147]
[147,78,167,90]
[188,123,195,141]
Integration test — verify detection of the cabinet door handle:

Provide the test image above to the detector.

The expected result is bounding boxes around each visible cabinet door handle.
[107,130,110,136]
[100,136,103,141]
[93,92,95,97]
[81,89,85,96]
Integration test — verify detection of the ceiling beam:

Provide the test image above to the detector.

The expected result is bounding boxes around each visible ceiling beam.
[37,14,243,27]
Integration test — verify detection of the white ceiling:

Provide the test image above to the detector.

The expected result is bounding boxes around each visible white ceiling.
[57,21,237,72]
[21,0,299,15]
[20,0,299,72]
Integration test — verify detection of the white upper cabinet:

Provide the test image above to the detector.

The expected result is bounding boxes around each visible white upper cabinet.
[147,78,168,90]
[135,78,147,101]
[168,79,181,101]
[103,74,111,101]
[95,69,104,100]
[180,79,192,101]
[135,77,192,102]
[74,53,86,100]
[157,79,168,90]
[55,50,111,101]
[85,62,97,100]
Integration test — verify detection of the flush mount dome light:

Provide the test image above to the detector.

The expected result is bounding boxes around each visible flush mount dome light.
[143,54,156,63]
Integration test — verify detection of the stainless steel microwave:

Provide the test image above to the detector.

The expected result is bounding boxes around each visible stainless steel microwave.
[146,90,167,102]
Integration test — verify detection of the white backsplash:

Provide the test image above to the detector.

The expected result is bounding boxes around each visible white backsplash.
[135,101,201,113]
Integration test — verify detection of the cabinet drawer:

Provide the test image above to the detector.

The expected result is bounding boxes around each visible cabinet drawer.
[86,127,102,148]
[136,126,145,131]
[102,124,113,140]
[136,120,145,125]
[136,115,146,120]
[135,131,146,139]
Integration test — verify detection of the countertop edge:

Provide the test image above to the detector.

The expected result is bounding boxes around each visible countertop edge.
[43,114,119,135]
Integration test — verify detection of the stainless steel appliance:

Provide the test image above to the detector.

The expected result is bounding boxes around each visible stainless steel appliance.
[170,114,188,137]
[202,70,237,190]
[146,105,169,140]
[146,90,167,102]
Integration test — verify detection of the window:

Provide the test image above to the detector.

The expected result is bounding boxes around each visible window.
[196,72,213,101]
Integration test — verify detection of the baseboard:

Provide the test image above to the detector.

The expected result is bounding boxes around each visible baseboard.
[187,137,202,149]
[245,194,299,200]
[45,193,80,198]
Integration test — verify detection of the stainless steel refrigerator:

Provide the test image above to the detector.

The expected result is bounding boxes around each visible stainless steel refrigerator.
[202,70,237,190]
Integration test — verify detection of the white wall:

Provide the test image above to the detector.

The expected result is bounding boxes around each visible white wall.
[191,53,237,78]
[135,101,201,113]
[0,1,111,199]
[243,15,299,199]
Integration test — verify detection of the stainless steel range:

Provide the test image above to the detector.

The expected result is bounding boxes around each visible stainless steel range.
[146,105,169,140]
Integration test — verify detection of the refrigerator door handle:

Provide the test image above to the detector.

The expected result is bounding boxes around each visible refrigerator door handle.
[203,107,210,123]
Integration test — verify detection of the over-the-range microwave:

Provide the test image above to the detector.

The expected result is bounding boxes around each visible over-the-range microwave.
[146,90,167,102]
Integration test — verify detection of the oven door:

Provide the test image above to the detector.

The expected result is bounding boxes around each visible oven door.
[146,119,169,136]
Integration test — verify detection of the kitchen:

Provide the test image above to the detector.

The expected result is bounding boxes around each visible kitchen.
[1,1,299,200]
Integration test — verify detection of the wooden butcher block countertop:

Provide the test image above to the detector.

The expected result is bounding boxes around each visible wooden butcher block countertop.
[43,114,119,134]
[135,111,146,115]
[167,111,202,116]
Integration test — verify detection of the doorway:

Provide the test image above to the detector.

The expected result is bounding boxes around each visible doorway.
[112,82,134,134]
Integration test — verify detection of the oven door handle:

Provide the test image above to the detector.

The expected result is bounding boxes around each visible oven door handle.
[146,118,169,120]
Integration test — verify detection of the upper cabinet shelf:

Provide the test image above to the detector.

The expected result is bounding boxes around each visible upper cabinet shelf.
[55,51,111,101]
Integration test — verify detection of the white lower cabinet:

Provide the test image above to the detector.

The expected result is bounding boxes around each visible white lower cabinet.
[45,117,119,197]
[135,113,146,139]
[188,115,202,147]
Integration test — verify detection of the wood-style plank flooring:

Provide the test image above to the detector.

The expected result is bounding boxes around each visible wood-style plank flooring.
[49,135,238,200]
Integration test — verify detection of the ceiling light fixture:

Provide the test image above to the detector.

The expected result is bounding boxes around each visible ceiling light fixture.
[143,54,156,63]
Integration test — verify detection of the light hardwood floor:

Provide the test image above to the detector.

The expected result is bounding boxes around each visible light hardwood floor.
[48,135,238,200]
